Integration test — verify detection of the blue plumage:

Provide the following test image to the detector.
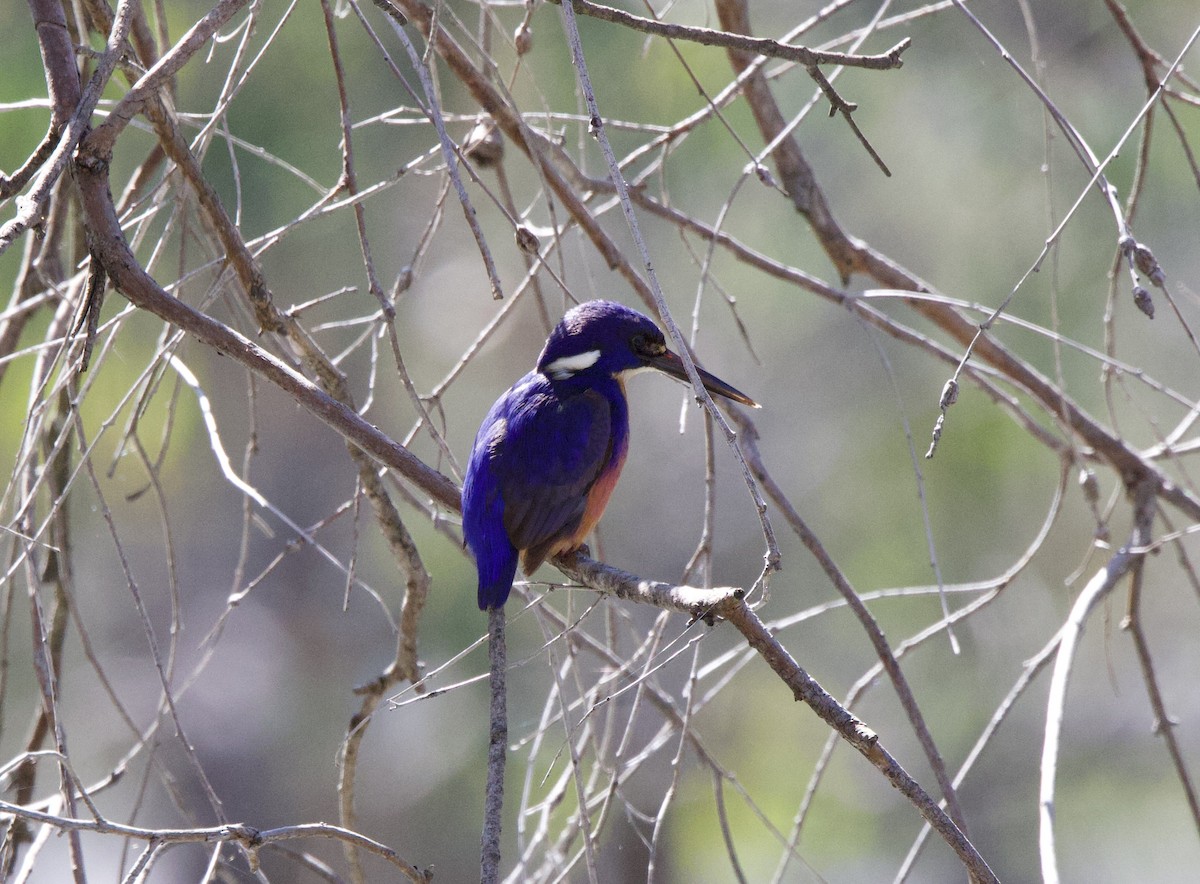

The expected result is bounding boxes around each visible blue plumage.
[462,300,757,610]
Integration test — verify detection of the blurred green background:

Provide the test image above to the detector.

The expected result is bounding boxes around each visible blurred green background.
[2,0,1200,880]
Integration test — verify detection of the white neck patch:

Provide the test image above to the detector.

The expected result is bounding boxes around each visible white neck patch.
[543,349,601,380]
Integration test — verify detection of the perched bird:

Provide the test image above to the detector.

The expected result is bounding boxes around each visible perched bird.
[462,300,758,610]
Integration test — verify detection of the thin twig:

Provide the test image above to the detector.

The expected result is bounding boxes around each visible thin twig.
[722,601,998,883]
[481,605,508,884]
[0,798,431,881]
[565,0,910,70]
[728,407,971,833]
[1121,556,1200,838]
[372,0,505,301]
[1039,478,1156,883]
[0,0,131,256]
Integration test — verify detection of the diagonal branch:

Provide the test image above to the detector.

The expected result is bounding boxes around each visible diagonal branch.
[721,601,997,883]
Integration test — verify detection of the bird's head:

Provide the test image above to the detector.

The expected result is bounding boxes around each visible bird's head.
[536,300,758,407]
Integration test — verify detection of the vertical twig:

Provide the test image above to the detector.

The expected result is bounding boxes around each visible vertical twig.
[481,605,507,884]
[1122,556,1200,837]
[1039,479,1156,883]
[370,0,505,301]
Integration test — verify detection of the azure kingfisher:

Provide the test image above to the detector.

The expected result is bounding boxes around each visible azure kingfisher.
[462,300,758,610]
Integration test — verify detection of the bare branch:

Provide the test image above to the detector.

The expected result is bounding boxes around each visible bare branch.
[0,798,432,882]
[1039,478,1157,883]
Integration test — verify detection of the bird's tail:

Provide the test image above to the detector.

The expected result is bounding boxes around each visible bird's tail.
[475,543,518,610]
[463,472,519,609]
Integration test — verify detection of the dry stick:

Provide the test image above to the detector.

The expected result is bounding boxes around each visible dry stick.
[72,412,230,824]
[0,125,63,201]
[85,0,251,155]
[721,599,997,883]
[0,797,430,881]
[22,550,85,884]
[12,300,89,882]
[1122,552,1200,837]
[75,170,462,514]
[319,0,391,323]
[540,621,601,884]
[373,1,504,301]
[339,495,432,884]
[545,561,994,878]
[0,0,131,257]
[1038,478,1157,884]
[899,620,1063,881]
[481,605,507,884]
[553,552,744,614]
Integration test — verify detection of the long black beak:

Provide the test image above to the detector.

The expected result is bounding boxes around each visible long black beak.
[648,349,760,409]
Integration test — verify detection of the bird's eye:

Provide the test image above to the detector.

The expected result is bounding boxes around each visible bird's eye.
[631,333,665,357]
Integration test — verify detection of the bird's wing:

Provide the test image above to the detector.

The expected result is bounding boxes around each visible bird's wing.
[493,383,613,568]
